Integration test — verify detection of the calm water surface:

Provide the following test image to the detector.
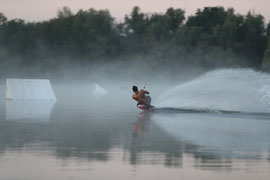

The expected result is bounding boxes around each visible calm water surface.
[0,93,270,180]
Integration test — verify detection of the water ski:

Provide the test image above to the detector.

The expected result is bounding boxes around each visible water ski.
[137,104,155,111]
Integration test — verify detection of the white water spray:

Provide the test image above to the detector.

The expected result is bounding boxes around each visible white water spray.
[155,69,270,112]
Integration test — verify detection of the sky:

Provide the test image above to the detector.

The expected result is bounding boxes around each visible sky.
[0,0,270,23]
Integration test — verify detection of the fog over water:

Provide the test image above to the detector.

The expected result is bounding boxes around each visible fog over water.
[0,68,270,180]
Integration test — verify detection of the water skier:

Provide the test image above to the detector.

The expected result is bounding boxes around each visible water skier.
[132,85,153,110]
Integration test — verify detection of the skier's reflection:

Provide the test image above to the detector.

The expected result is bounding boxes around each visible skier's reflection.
[132,111,152,137]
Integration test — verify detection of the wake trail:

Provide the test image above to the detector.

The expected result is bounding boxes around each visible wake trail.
[154,69,270,113]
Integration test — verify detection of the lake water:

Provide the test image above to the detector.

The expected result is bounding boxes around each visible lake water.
[0,69,270,180]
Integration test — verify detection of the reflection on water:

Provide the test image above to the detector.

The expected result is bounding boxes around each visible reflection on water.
[153,112,270,152]
[0,101,270,179]
[132,111,151,137]
[5,100,55,122]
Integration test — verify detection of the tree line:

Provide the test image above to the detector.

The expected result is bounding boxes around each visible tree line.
[0,6,270,78]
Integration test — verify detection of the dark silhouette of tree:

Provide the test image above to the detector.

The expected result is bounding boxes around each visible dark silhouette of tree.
[0,6,269,77]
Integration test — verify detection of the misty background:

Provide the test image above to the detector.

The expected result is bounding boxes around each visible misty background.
[0,6,270,83]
